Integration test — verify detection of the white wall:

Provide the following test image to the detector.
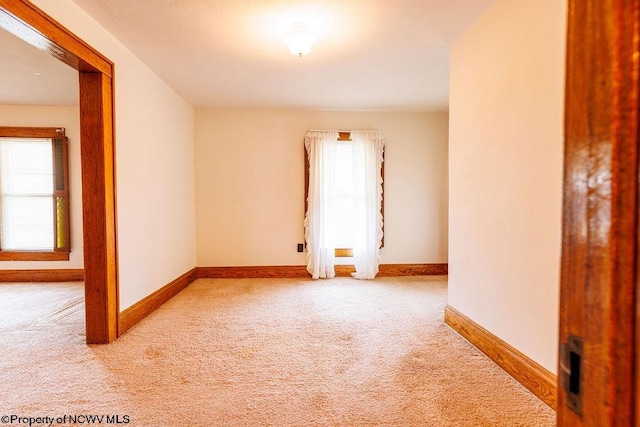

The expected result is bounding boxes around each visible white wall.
[0,105,83,269]
[195,109,448,267]
[448,0,566,373]
[30,0,197,310]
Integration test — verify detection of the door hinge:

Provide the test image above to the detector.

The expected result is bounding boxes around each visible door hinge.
[560,334,583,415]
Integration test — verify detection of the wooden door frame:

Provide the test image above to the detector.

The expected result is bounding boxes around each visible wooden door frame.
[559,0,638,425]
[0,0,119,344]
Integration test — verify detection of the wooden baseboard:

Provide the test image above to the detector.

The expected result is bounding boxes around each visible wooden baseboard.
[118,268,197,335]
[195,265,309,279]
[116,264,447,336]
[335,265,356,277]
[444,305,557,409]
[378,263,448,276]
[0,269,84,282]
[195,263,448,279]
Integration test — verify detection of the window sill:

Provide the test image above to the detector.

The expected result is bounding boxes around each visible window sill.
[335,248,353,257]
[0,251,70,261]
[335,247,385,257]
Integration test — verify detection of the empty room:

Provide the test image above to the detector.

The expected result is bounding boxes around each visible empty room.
[1,0,637,426]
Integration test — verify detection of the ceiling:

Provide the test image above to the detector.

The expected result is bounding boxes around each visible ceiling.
[0,29,78,106]
[69,0,494,111]
[0,0,494,110]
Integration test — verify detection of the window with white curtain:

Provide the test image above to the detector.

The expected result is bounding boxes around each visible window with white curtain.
[304,130,385,279]
[0,127,70,261]
[333,142,355,250]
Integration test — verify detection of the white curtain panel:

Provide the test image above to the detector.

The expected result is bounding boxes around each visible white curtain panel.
[351,130,385,279]
[304,131,339,279]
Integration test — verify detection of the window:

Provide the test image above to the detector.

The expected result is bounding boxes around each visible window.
[304,131,384,258]
[0,127,70,261]
[334,141,355,253]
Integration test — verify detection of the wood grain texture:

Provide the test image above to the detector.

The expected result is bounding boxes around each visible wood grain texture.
[378,263,448,276]
[338,131,351,141]
[0,252,69,261]
[334,265,355,277]
[0,126,64,138]
[0,0,112,75]
[196,265,310,279]
[1,0,119,344]
[0,269,83,282]
[560,1,638,425]
[79,72,118,344]
[335,248,353,257]
[196,264,447,279]
[444,305,557,410]
[119,269,197,335]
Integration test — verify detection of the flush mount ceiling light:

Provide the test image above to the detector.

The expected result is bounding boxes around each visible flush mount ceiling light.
[283,22,317,57]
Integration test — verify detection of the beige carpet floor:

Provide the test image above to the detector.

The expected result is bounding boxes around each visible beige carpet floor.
[0,276,555,426]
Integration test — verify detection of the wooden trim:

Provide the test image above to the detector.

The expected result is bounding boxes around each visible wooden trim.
[560,0,638,424]
[0,268,83,282]
[0,1,113,75]
[336,264,449,277]
[334,265,355,277]
[195,263,448,279]
[196,265,310,279]
[335,248,353,257]
[0,126,65,138]
[378,263,448,276]
[118,269,196,335]
[79,72,118,344]
[444,305,557,410]
[0,251,69,261]
[0,128,71,255]
[1,0,119,345]
[337,131,351,141]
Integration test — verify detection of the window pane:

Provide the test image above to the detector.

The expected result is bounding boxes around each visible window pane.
[56,196,67,249]
[0,139,53,195]
[335,144,352,195]
[334,196,354,247]
[1,196,54,250]
[0,138,54,251]
[54,139,64,191]
[334,144,354,248]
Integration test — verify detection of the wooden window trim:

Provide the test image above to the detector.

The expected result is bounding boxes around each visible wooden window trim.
[1,0,119,344]
[334,248,353,257]
[0,126,64,138]
[0,126,70,261]
[304,131,384,257]
[0,251,68,261]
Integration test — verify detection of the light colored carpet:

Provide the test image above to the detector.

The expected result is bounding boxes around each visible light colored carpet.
[0,276,555,426]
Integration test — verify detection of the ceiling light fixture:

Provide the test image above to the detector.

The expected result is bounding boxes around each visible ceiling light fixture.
[283,22,317,57]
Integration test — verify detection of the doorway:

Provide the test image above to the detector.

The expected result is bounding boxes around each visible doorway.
[0,0,118,344]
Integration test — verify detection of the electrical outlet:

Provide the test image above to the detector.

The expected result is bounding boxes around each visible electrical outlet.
[297,243,304,252]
